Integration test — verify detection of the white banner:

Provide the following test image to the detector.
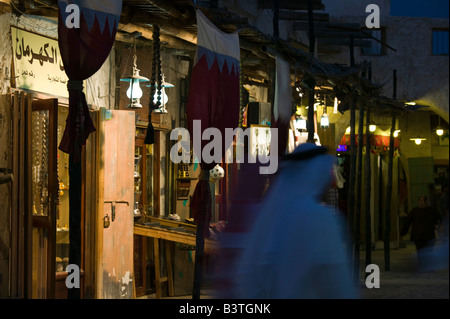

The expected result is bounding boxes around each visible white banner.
[11,26,69,98]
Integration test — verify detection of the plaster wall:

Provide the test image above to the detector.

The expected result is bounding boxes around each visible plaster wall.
[317,0,449,121]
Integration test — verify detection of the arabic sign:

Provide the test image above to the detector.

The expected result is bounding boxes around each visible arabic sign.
[11,26,69,98]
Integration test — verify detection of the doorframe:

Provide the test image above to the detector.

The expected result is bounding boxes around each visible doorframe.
[9,88,97,298]
[27,96,58,298]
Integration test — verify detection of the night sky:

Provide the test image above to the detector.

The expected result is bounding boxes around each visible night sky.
[390,0,449,18]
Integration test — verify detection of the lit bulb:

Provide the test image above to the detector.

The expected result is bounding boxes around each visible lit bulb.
[153,87,169,106]
[320,114,329,128]
[345,126,351,134]
[436,128,444,136]
[369,124,376,132]
[126,80,143,100]
[334,97,339,114]
[414,139,422,145]
[295,118,307,130]
[393,130,401,137]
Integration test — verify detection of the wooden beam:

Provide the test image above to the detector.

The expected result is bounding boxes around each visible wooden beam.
[318,38,371,47]
[258,0,324,10]
[294,22,361,31]
[118,23,196,50]
[315,31,371,39]
[145,0,192,22]
[279,10,329,21]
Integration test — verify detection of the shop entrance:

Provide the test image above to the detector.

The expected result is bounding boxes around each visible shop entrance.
[7,92,88,298]
[29,98,58,298]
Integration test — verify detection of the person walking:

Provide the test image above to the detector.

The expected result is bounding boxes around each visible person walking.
[224,143,357,299]
[408,195,441,272]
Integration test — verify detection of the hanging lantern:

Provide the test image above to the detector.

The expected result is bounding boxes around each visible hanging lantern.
[436,116,444,136]
[410,137,426,145]
[120,49,149,109]
[320,101,329,129]
[320,113,329,128]
[149,74,174,114]
[294,116,307,131]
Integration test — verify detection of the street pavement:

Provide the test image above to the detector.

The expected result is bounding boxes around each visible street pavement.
[358,241,449,299]
[141,240,448,300]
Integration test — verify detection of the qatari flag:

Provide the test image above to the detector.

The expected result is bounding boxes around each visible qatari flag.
[58,0,122,157]
[186,10,240,236]
[57,0,121,299]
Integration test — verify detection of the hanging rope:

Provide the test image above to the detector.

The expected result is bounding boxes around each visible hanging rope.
[145,24,162,145]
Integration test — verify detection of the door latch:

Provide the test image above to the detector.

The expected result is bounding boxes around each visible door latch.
[104,201,129,222]
[104,214,111,228]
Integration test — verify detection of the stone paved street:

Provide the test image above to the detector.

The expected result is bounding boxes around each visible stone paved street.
[358,241,449,299]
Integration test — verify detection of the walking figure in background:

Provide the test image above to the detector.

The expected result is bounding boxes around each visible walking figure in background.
[433,183,449,270]
[408,195,441,272]
[228,143,357,299]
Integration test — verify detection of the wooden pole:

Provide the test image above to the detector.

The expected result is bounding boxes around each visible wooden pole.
[307,0,316,143]
[350,36,355,67]
[364,109,372,267]
[384,114,396,271]
[273,0,279,39]
[347,93,356,262]
[384,70,397,270]
[354,101,364,282]
[347,34,357,273]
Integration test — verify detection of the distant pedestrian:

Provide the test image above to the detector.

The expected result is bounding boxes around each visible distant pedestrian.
[408,195,441,272]
[431,183,449,270]
[439,183,449,237]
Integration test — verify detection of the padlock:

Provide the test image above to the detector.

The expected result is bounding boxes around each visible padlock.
[104,214,111,228]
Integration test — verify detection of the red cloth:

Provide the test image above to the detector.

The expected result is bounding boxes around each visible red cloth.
[57,1,121,157]
[340,134,400,149]
[186,10,240,237]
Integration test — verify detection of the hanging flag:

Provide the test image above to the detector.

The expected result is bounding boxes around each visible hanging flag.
[186,9,240,236]
[57,0,122,156]
[272,56,292,155]
[56,0,122,299]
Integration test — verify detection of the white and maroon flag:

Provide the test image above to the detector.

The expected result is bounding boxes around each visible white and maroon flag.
[58,0,122,156]
[186,9,240,236]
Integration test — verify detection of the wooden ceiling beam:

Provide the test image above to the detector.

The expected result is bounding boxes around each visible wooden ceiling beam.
[278,10,329,21]
[118,22,196,50]
[315,31,371,39]
[318,38,371,47]
[294,22,361,32]
[258,0,325,11]
[144,0,192,23]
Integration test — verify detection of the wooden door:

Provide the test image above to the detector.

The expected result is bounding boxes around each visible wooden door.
[29,98,58,298]
[96,108,135,299]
